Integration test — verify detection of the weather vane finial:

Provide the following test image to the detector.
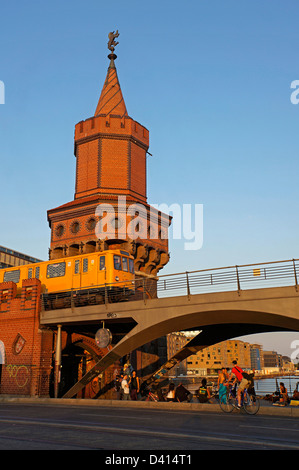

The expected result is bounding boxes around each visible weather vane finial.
[108,30,119,53]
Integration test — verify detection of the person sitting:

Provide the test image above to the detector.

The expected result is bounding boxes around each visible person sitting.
[279,382,289,406]
[175,383,192,402]
[196,378,211,403]
[166,383,176,402]
[292,382,299,400]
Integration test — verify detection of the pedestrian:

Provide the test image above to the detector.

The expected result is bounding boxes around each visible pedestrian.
[218,367,228,404]
[119,373,124,400]
[121,374,131,400]
[129,370,140,400]
[247,369,256,396]
[115,375,122,400]
[166,383,176,402]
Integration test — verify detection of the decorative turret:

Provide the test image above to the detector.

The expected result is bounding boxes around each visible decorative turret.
[47,31,170,280]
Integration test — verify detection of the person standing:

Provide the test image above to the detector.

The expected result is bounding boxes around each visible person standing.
[218,367,228,404]
[121,374,130,400]
[129,370,140,400]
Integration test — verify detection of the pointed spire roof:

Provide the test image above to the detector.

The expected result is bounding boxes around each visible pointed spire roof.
[94,53,128,117]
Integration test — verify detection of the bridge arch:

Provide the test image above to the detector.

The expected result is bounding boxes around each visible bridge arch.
[61,286,299,397]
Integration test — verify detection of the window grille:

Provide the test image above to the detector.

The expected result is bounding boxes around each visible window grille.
[47,262,66,278]
[99,256,105,270]
[75,260,80,274]
[83,258,88,273]
[4,270,20,283]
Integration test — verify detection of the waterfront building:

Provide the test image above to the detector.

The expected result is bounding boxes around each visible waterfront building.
[166,332,190,375]
[250,343,264,370]
[186,339,251,375]
[0,245,42,269]
[263,350,281,368]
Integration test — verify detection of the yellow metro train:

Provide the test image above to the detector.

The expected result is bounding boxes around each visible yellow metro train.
[0,249,135,308]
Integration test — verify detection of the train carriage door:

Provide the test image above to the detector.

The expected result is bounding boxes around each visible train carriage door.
[72,259,81,290]
[89,257,96,286]
[81,257,95,288]
[98,255,106,286]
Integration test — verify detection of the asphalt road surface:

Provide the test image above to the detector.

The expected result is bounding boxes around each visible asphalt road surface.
[0,402,298,452]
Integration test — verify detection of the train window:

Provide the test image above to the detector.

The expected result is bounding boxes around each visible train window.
[114,255,121,270]
[129,259,134,274]
[83,258,88,273]
[122,257,128,272]
[47,262,66,278]
[28,268,33,279]
[74,260,80,274]
[99,256,105,270]
[35,266,40,279]
[3,270,20,283]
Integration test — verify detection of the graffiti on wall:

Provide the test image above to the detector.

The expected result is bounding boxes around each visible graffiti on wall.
[5,365,30,388]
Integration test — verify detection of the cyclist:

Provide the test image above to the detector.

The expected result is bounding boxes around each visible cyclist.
[228,360,250,408]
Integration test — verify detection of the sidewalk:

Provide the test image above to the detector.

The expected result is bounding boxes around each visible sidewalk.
[0,395,298,417]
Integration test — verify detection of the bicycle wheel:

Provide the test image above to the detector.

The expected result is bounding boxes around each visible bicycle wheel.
[219,393,234,413]
[243,392,260,415]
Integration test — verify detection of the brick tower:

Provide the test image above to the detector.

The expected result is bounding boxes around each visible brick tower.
[47,38,170,284]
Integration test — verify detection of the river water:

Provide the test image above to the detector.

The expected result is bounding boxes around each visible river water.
[186,375,299,397]
[253,375,299,396]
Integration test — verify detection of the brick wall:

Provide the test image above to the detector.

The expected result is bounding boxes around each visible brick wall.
[0,279,53,396]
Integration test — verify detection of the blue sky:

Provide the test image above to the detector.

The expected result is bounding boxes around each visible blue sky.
[1,1,299,356]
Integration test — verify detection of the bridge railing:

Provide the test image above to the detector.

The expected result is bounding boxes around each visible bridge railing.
[156,258,299,298]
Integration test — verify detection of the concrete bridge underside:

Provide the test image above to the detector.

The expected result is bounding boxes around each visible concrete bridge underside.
[40,285,299,398]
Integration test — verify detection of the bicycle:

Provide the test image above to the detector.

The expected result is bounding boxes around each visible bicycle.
[219,385,260,415]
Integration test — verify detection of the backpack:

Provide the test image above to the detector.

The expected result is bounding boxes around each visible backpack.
[242,371,251,380]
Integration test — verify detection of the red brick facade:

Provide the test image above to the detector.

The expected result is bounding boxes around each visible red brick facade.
[47,54,171,278]
[0,279,53,396]
[0,278,120,398]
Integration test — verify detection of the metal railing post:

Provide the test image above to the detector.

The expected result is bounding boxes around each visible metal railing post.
[71,289,74,309]
[143,278,147,303]
[293,259,298,290]
[186,272,191,297]
[236,266,241,293]
[104,283,108,306]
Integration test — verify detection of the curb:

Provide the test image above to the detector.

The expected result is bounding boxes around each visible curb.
[0,396,298,417]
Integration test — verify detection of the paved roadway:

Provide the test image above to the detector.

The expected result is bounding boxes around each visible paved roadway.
[0,402,298,452]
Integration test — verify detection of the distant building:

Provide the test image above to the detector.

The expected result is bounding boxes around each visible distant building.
[250,343,264,370]
[263,350,281,368]
[167,332,190,376]
[282,356,295,372]
[0,245,42,269]
[187,339,251,375]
